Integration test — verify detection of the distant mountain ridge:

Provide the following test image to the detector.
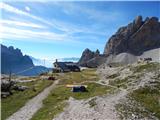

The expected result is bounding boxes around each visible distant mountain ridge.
[1,44,34,74]
[1,44,50,76]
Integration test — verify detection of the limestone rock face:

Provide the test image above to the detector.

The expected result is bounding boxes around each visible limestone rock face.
[78,48,101,67]
[104,16,160,55]
[85,55,107,68]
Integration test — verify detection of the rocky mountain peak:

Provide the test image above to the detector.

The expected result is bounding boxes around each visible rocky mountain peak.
[95,49,100,54]
[104,16,160,56]
[8,46,14,51]
[78,48,100,66]
[134,15,142,24]
[83,48,92,54]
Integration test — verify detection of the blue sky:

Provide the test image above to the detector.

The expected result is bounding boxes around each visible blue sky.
[1,1,160,60]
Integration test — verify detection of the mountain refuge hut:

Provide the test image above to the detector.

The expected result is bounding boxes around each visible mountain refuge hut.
[53,59,80,73]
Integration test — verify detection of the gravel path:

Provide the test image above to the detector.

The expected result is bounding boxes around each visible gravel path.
[13,79,37,83]
[54,90,127,120]
[6,80,59,120]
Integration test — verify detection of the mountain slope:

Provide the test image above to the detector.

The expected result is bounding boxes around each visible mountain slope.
[104,16,160,56]
[1,45,50,76]
[78,16,160,67]
[1,44,34,74]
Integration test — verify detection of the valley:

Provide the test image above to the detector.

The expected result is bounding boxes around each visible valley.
[2,62,160,120]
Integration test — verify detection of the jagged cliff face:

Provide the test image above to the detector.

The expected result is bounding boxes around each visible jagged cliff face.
[104,16,160,55]
[78,48,107,67]
[78,48,100,67]
[78,16,160,67]
[1,44,34,74]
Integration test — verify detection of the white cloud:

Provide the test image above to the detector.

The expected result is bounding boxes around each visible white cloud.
[52,2,122,22]
[50,18,106,36]
[0,2,54,26]
[0,2,107,36]
[0,19,46,28]
[25,6,30,12]
[0,2,107,47]
[1,25,68,41]
[1,25,104,48]
[0,3,79,34]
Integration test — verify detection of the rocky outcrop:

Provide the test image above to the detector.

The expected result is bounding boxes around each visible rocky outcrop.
[78,49,107,67]
[78,48,101,67]
[1,44,34,75]
[104,16,160,56]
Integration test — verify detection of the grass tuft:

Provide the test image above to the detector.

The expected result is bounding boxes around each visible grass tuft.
[130,84,160,119]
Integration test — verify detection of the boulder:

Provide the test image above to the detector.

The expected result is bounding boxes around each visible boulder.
[13,85,29,91]
[1,80,15,96]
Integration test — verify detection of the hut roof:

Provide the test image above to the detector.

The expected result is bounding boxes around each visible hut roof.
[54,62,70,71]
